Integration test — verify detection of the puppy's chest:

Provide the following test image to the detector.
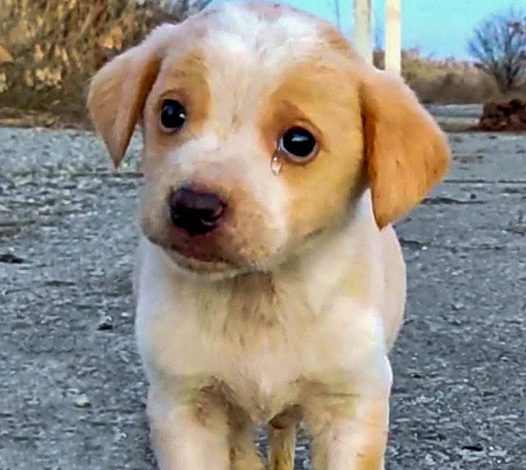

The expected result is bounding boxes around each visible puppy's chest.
[142,273,380,423]
[202,275,314,421]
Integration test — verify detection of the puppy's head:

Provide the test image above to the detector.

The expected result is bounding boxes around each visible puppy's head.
[88,3,449,278]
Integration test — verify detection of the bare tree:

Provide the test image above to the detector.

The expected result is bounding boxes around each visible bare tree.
[468,11,526,93]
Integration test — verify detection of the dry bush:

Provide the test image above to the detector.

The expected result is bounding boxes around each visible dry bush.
[374,48,500,104]
[0,0,208,124]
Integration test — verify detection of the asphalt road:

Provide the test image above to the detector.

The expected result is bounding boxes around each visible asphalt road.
[0,126,524,469]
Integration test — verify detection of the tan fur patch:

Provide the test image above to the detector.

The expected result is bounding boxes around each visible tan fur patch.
[353,402,389,470]
[87,14,217,168]
[142,51,212,172]
[360,70,450,227]
[259,59,366,246]
[87,27,172,167]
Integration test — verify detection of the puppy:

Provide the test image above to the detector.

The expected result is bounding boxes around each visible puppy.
[87,3,449,469]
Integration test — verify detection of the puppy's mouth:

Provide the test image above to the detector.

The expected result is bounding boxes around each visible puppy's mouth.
[166,248,261,280]
[171,241,231,266]
[144,231,242,275]
[166,248,234,273]
[144,224,328,277]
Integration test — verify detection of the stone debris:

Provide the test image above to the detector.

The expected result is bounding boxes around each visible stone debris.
[73,394,91,409]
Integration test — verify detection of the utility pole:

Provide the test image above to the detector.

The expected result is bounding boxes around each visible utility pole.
[353,0,373,65]
[385,0,401,74]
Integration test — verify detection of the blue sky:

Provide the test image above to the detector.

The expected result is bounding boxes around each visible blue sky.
[273,0,524,59]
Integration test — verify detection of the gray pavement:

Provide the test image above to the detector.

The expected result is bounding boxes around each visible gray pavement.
[0,126,524,469]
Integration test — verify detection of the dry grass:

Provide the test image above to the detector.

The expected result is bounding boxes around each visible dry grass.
[0,0,179,124]
[374,48,501,104]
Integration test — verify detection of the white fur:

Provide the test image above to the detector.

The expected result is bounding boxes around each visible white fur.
[208,2,320,68]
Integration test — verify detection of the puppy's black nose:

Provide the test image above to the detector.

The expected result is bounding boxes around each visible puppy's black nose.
[169,187,225,236]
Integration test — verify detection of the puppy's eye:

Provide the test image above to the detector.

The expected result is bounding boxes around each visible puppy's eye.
[278,127,318,162]
[160,99,187,132]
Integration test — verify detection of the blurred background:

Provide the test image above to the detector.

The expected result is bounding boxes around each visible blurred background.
[1,0,526,127]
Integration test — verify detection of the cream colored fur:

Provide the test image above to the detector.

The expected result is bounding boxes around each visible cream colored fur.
[87,3,449,469]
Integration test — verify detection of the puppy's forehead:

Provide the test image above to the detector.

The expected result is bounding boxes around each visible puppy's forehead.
[205,3,321,60]
[172,3,349,76]
[152,3,357,137]
[172,4,352,124]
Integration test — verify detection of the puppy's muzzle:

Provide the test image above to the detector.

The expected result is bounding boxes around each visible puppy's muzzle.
[169,187,226,236]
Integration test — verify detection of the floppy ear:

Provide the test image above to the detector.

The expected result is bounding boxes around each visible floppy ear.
[360,70,450,228]
[87,25,177,168]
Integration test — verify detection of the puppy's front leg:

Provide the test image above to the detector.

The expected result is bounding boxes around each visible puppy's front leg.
[306,361,392,470]
[147,386,230,470]
[309,396,389,470]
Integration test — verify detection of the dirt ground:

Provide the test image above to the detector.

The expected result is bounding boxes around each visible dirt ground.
[0,122,525,469]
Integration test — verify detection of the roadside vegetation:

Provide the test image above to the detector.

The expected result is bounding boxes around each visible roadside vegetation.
[0,2,525,126]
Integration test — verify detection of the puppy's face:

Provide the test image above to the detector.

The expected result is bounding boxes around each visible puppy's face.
[88,3,449,277]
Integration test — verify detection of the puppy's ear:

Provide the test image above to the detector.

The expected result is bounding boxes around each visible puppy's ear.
[87,25,176,168]
[360,70,450,228]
